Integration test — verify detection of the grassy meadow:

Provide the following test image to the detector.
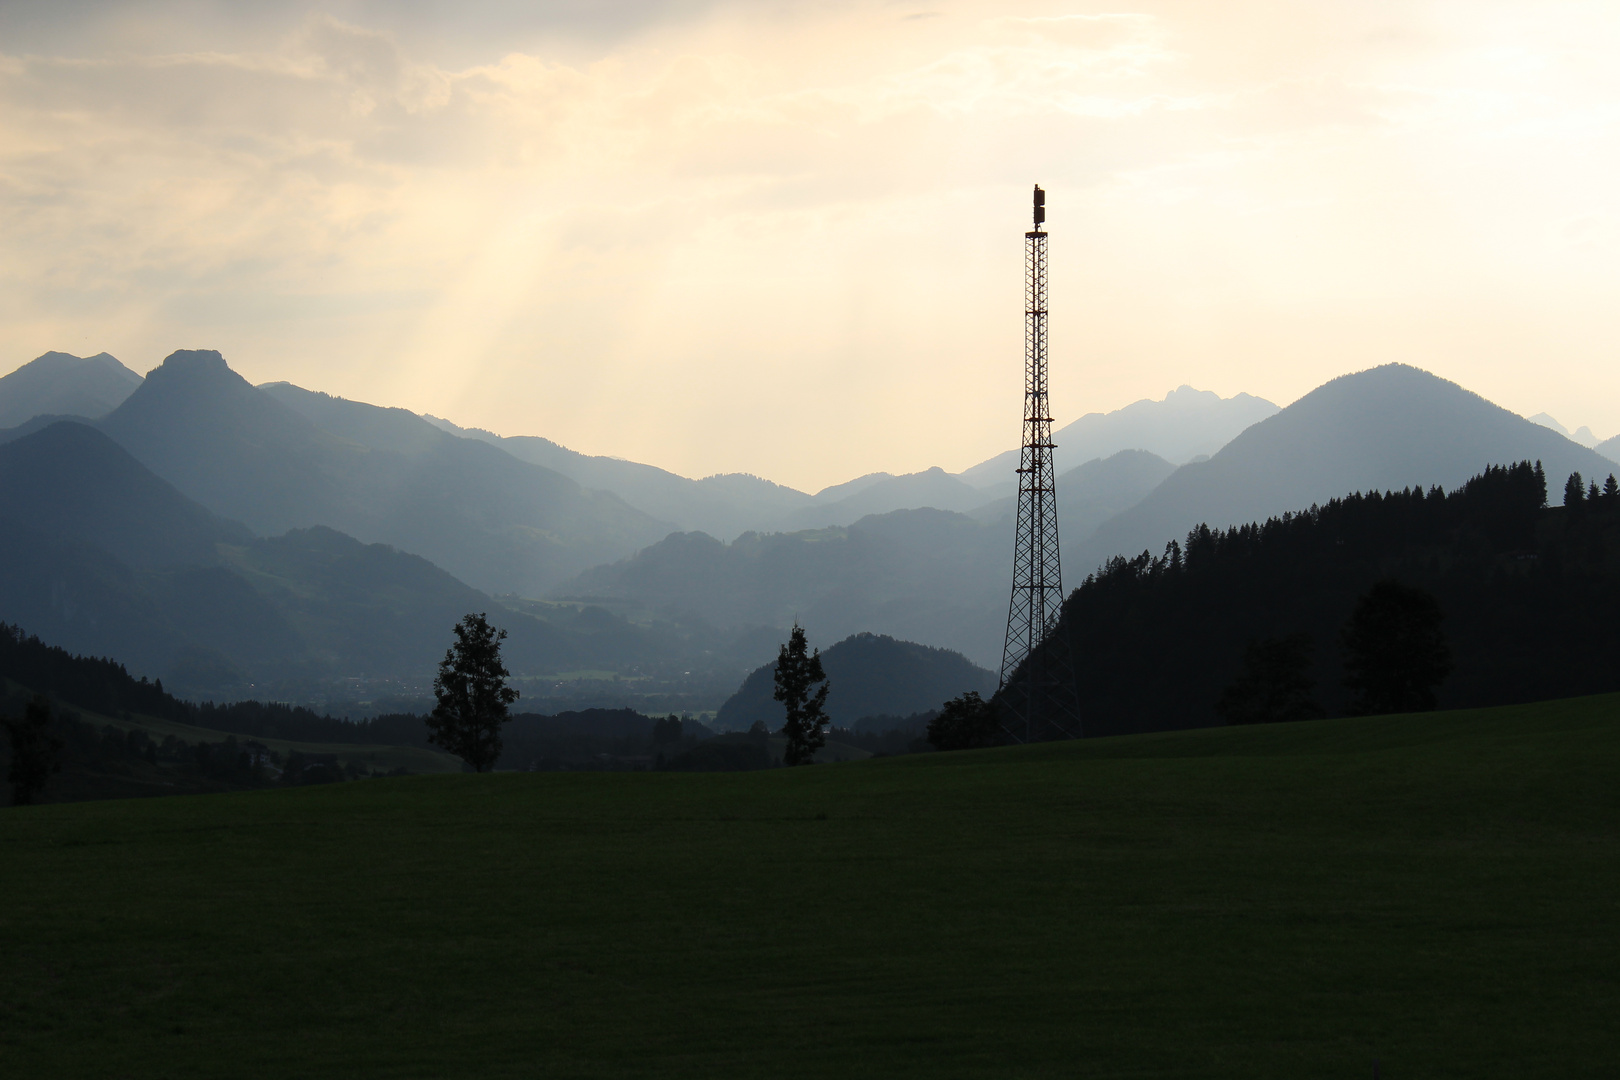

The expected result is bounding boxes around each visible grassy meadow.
[3,694,1617,1077]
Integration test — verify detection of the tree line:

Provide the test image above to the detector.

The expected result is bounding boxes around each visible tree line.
[984,462,1620,740]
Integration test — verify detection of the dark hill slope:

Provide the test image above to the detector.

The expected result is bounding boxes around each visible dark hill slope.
[714,632,996,730]
[1022,462,1620,737]
[1077,364,1617,573]
[214,526,574,681]
[0,420,251,567]
[0,519,581,700]
[0,351,142,427]
[102,353,669,595]
[0,523,189,676]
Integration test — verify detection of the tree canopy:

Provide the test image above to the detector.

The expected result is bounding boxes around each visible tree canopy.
[1342,580,1452,715]
[1216,633,1324,725]
[773,623,829,766]
[426,613,519,773]
[927,691,1003,750]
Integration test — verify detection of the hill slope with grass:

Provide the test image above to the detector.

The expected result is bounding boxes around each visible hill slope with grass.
[2,693,1616,1077]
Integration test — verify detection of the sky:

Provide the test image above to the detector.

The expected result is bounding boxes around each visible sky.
[2,1,1617,493]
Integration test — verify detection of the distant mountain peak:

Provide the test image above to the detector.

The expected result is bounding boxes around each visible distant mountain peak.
[0,350,144,428]
[959,380,1279,486]
[1076,360,1620,577]
[150,348,238,380]
[1528,411,1602,449]
[1163,384,1221,403]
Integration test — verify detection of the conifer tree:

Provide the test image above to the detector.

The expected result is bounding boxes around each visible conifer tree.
[773,623,829,766]
[426,613,519,772]
[1564,472,1586,510]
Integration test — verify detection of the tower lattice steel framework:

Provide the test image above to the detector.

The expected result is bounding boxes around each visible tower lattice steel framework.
[999,185,1082,741]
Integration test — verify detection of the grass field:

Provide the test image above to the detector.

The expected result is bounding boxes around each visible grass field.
[3,694,1618,1077]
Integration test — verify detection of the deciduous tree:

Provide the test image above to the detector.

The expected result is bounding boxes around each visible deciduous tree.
[5,695,62,806]
[1216,633,1323,725]
[927,690,1003,750]
[1342,581,1451,715]
[774,623,829,766]
[426,613,519,772]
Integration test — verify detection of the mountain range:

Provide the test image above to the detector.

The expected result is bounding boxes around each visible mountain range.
[958,384,1279,493]
[422,413,813,541]
[0,419,775,704]
[427,382,1276,536]
[1073,364,1620,574]
[558,447,1180,669]
[2,347,1614,716]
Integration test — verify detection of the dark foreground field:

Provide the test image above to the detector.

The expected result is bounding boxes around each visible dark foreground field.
[3,695,1618,1078]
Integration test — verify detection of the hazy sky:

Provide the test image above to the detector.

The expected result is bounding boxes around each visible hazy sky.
[3,1,1617,491]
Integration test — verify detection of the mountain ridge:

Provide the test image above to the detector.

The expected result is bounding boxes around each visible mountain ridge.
[97,351,671,596]
[0,351,143,428]
[1073,364,1619,575]
[959,384,1279,488]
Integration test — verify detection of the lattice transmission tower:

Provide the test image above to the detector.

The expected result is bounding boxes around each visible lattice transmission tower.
[998,185,1082,741]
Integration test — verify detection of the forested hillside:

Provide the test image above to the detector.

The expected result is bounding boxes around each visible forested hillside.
[1025,462,1620,736]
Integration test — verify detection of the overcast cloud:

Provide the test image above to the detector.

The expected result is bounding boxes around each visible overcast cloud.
[2,1,1617,490]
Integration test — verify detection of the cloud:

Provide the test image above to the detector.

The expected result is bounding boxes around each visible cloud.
[1,1,1619,489]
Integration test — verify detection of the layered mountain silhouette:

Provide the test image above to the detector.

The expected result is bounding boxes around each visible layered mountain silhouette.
[970,449,1177,541]
[423,414,813,540]
[769,467,991,532]
[0,416,741,699]
[959,384,1278,491]
[1598,433,1619,465]
[1528,412,1602,449]
[1073,364,1619,575]
[94,351,669,596]
[559,448,1189,668]
[713,632,996,731]
[0,421,250,567]
[0,351,142,428]
[560,509,1010,667]
[5,347,1611,715]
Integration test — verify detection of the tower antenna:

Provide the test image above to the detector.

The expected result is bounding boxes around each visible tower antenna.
[998,184,1081,741]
